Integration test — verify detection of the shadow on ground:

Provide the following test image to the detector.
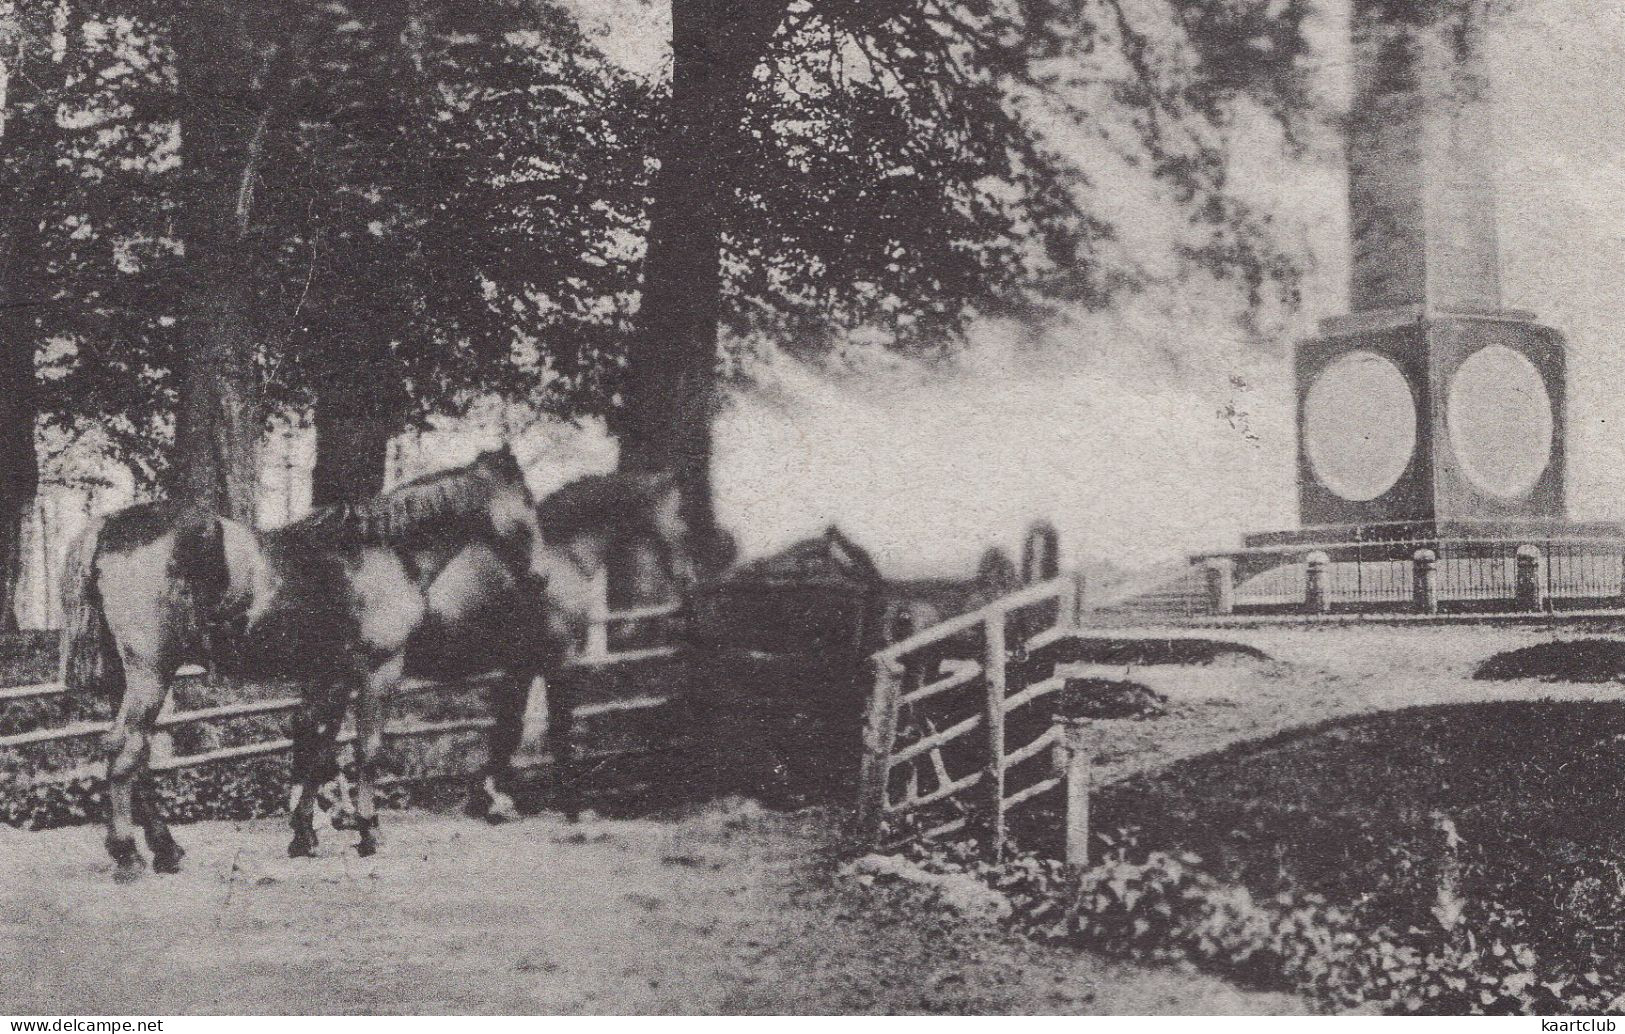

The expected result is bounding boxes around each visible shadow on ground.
[1049,700,1625,981]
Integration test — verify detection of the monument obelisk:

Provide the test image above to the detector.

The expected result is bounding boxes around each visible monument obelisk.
[1346,0,1502,314]
[1291,0,1571,531]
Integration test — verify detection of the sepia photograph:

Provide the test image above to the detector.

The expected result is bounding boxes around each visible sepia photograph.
[3,0,1625,1021]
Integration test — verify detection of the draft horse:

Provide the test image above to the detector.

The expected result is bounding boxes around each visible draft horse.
[442,469,698,823]
[61,446,550,880]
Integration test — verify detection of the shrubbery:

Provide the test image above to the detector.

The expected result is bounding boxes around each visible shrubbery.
[903,831,1625,1015]
[1,755,440,831]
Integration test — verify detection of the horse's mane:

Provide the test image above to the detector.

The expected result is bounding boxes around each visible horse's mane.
[283,452,519,547]
[538,473,663,546]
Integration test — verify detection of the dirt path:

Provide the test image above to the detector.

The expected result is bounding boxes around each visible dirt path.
[0,801,1301,1015]
[11,624,1578,1015]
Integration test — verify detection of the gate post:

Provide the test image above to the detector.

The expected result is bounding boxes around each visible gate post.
[1205,558,1235,616]
[1515,545,1545,612]
[1062,568,1088,630]
[584,568,610,660]
[1052,718,1092,870]
[853,656,904,850]
[1412,548,1439,615]
[1021,521,1061,585]
[893,605,926,698]
[979,612,1008,861]
[1304,551,1332,615]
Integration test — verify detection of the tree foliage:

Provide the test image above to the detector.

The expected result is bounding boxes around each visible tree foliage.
[716,0,1316,362]
[614,0,1320,548]
[8,0,1329,501]
[258,0,648,422]
[12,0,646,486]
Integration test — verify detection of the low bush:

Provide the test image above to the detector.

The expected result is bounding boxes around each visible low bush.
[0,754,442,831]
[905,831,1625,1015]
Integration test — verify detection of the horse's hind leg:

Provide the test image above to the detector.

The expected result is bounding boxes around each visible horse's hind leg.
[288,688,346,858]
[352,654,402,857]
[544,667,580,822]
[134,777,182,874]
[104,664,168,881]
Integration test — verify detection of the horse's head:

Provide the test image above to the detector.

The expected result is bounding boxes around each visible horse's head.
[535,470,705,600]
[634,471,699,593]
[474,443,548,586]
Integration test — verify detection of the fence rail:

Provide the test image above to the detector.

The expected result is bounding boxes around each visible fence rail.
[1199,535,1625,617]
[854,570,1091,861]
[1,598,685,779]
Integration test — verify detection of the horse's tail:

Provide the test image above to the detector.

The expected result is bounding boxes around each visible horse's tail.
[59,516,124,700]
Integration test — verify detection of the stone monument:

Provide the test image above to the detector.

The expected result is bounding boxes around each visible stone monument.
[1200,0,1623,613]
[1294,0,1567,530]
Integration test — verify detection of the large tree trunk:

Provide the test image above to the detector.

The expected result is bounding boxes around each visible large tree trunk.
[309,356,398,507]
[307,0,409,510]
[0,259,40,631]
[171,291,261,520]
[169,4,277,522]
[613,1,787,573]
[0,19,54,631]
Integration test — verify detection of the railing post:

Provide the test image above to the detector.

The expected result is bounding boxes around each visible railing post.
[1515,544,1545,612]
[1053,718,1092,870]
[150,728,175,768]
[151,687,177,767]
[1205,558,1235,616]
[1304,551,1332,615]
[979,611,1008,861]
[853,656,905,850]
[887,601,916,647]
[1412,548,1439,615]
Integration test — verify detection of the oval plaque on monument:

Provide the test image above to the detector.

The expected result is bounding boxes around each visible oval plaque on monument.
[1447,344,1554,500]
[1303,350,1416,503]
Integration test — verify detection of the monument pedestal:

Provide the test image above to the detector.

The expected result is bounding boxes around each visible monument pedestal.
[1296,307,1569,529]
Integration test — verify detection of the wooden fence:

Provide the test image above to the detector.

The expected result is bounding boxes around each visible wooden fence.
[0,594,683,783]
[853,570,1092,863]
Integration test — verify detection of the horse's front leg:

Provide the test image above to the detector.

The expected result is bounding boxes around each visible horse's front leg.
[288,687,347,858]
[352,653,403,857]
[134,778,183,874]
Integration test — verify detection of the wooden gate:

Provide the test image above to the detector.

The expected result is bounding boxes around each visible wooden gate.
[853,571,1092,860]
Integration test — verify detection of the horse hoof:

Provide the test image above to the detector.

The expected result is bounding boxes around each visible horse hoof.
[151,847,184,874]
[485,799,520,825]
[288,834,317,858]
[356,839,378,858]
[112,858,146,884]
[106,834,145,881]
[475,776,521,825]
